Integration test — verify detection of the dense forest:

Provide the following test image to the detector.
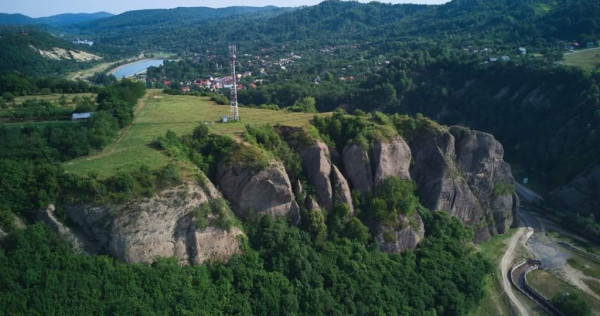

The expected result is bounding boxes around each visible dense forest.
[0,212,488,315]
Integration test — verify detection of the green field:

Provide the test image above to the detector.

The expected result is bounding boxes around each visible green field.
[563,48,600,72]
[63,90,319,178]
[527,269,600,313]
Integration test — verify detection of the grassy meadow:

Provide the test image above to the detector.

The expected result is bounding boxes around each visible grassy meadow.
[63,90,320,178]
[563,48,600,72]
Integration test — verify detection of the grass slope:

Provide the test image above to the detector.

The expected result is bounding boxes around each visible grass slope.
[527,269,600,314]
[564,48,600,72]
[63,89,318,178]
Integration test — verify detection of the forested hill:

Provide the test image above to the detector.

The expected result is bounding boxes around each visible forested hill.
[0,12,113,27]
[66,0,600,53]
[0,27,102,76]
[73,6,282,33]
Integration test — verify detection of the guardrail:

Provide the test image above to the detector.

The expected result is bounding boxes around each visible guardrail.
[508,258,565,316]
[523,266,566,316]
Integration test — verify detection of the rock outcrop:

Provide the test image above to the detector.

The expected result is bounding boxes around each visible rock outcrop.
[40,204,99,254]
[451,126,519,234]
[374,212,425,253]
[409,126,518,242]
[372,136,412,185]
[0,213,26,242]
[62,180,243,265]
[551,165,600,216]
[216,161,300,223]
[342,143,373,193]
[301,141,354,213]
[342,136,412,194]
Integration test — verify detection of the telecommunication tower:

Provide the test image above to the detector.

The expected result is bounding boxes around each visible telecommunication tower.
[229,45,240,121]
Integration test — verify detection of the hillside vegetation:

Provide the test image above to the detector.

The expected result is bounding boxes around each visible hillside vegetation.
[64,91,319,178]
[0,27,102,76]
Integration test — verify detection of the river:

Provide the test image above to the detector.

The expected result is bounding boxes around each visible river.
[110,59,164,78]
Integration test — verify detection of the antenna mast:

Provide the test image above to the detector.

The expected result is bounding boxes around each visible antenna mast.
[229,45,240,121]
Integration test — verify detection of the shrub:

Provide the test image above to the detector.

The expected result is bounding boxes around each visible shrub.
[159,164,182,187]
[552,292,591,316]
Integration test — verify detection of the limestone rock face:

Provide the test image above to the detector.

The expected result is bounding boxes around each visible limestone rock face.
[62,181,243,265]
[217,162,300,223]
[301,141,354,213]
[374,212,425,253]
[342,136,412,194]
[372,136,412,185]
[194,227,244,264]
[342,143,373,193]
[332,165,354,214]
[409,127,518,242]
[40,204,99,254]
[305,196,321,212]
[300,142,334,210]
[551,165,600,216]
[451,126,519,235]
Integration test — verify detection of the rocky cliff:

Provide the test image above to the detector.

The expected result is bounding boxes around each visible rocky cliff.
[56,180,243,265]
[300,142,354,214]
[216,161,300,223]
[343,136,412,194]
[45,119,518,263]
[373,212,425,252]
[409,126,518,242]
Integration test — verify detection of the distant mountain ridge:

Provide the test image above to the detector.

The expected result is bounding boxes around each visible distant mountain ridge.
[0,12,113,27]
[62,0,600,54]
[74,6,281,31]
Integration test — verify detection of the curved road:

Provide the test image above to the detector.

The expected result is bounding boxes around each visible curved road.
[502,183,600,315]
[500,227,531,316]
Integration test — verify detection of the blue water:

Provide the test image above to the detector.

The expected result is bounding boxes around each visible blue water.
[110,59,164,78]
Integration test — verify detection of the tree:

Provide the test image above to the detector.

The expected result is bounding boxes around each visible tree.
[87,111,118,148]
[3,92,15,102]
[58,95,68,107]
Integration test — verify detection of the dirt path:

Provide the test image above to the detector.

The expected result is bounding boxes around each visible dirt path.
[500,227,532,316]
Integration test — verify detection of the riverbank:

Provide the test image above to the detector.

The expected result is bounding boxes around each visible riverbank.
[66,52,173,81]
[109,59,164,79]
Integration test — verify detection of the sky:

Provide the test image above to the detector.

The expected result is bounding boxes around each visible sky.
[1,0,449,18]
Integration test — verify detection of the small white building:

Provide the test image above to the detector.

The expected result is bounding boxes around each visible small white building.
[518,47,527,55]
[72,112,92,121]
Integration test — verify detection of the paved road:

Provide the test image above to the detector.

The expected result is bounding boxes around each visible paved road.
[515,183,543,203]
